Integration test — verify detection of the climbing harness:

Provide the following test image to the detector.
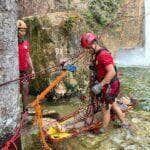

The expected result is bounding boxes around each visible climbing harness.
[1,0,141,149]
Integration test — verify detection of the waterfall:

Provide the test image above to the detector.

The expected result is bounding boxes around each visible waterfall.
[115,0,150,67]
[145,0,150,61]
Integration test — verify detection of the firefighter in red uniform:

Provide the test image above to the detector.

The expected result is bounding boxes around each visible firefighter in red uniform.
[17,20,35,111]
[81,33,129,133]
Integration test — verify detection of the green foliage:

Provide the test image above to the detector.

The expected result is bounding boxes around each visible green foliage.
[24,17,42,36]
[84,9,94,25]
[62,17,75,35]
[84,0,122,29]
[40,17,52,29]
[24,17,55,95]
[40,30,53,44]
[66,0,71,10]
[29,77,50,95]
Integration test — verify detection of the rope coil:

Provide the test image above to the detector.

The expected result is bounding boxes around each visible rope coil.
[1,0,140,149]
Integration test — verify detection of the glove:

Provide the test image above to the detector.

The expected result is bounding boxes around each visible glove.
[64,64,77,72]
[59,58,68,66]
[91,82,102,95]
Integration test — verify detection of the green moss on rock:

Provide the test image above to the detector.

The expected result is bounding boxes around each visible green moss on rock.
[23,12,89,95]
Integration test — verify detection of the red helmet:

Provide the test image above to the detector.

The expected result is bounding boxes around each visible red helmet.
[80,33,97,48]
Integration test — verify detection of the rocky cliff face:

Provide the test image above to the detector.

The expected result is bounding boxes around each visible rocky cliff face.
[18,0,88,17]
[23,11,88,94]
[19,0,144,94]
[84,0,144,52]
[0,0,20,147]
[18,0,144,51]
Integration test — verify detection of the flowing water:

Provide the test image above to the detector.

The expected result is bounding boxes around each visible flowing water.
[21,2,150,148]
[115,0,150,67]
[145,0,150,61]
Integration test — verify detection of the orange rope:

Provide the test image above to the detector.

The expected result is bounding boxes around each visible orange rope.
[27,0,139,147]
[30,70,68,108]
[34,104,50,150]
[28,50,87,149]
[29,70,68,149]
[29,69,137,147]
[48,102,136,143]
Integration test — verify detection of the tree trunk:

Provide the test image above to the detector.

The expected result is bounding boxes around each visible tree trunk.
[0,0,20,147]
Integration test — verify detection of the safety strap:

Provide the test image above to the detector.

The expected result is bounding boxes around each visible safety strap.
[89,48,119,110]
[95,48,118,74]
[94,48,118,84]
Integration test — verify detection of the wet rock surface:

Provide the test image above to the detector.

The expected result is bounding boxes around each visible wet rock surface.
[21,67,150,149]
[49,110,150,150]
[119,67,150,111]
[22,103,150,149]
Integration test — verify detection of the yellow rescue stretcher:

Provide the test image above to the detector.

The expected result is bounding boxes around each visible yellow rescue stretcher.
[45,98,138,143]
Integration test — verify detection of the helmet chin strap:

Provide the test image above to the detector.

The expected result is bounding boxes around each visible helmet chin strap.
[91,48,96,54]
[91,44,98,54]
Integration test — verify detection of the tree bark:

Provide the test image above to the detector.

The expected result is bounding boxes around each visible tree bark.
[0,0,20,147]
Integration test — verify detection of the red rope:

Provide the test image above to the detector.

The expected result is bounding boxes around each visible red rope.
[1,112,28,150]
[0,50,86,88]
[0,1,135,147]
[48,103,135,143]
[0,0,132,88]
[49,121,103,143]
[0,66,57,88]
